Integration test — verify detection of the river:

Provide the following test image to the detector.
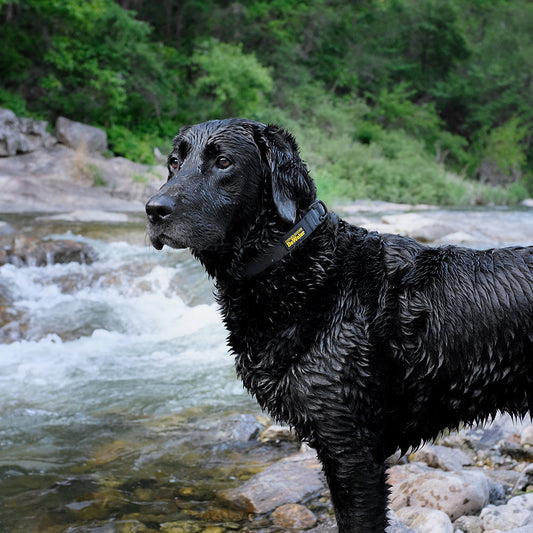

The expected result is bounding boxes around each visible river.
[0,207,532,532]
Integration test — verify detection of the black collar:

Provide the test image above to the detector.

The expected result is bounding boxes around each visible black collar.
[240,200,328,280]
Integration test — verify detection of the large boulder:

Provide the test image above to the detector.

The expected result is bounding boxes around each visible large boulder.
[55,116,108,153]
[0,108,56,156]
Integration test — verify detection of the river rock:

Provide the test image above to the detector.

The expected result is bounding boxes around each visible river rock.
[412,444,474,471]
[55,116,108,153]
[453,515,483,533]
[520,425,533,446]
[218,451,324,513]
[215,414,263,443]
[0,107,56,156]
[0,236,97,266]
[272,503,317,529]
[260,424,298,443]
[498,439,533,462]
[0,221,14,237]
[395,506,453,533]
[514,463,533,493]
[390,469,490,521]
[480,492,533,531]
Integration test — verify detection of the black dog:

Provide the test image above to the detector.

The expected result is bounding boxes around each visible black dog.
[145,118,533,532]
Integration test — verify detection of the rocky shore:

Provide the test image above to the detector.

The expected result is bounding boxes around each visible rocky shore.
[213,415,533,533]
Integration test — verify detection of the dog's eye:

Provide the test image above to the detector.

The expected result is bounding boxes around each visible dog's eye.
[216,156,232,170]
[169,157,180,170]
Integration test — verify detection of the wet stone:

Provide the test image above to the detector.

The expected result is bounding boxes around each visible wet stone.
[218,451,324,514]
[261,424,298,443]
[272,503,317,529]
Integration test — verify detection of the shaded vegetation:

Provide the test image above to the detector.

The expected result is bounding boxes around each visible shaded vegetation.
[1,0,532,204]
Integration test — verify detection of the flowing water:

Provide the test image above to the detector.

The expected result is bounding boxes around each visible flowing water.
[0,208,532,532]
[0,216,295,533]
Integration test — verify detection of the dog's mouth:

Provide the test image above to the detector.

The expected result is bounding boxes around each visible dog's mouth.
[148,231,187,251]
[150,236,164,250]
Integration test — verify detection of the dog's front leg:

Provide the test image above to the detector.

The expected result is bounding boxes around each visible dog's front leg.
[316,441,388,533]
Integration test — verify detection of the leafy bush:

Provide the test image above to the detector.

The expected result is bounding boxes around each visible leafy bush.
[189,39,273,120]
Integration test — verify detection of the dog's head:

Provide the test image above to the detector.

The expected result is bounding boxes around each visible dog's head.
[145,118,316,252]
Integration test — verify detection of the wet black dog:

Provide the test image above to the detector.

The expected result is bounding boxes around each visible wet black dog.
[146,118,533,532]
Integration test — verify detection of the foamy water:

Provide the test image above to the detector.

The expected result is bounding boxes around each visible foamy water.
[0,233,252,479]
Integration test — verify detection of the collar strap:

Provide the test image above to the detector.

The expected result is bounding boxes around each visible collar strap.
[240,200,328,280]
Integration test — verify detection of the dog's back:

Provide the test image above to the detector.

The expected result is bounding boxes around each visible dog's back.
[378,234,533,452]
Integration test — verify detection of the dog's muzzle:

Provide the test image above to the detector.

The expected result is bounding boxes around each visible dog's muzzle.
[145,194,175,225]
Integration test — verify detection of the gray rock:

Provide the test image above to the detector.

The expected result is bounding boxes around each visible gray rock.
[56,116,107,153]
[499,439,533,462]
[0,221,14,237]
[390,470,490,521]
[396,506,453,533]
[307,517,338,533]
[514,463,533,492]
[453,515,483,533]
[481,493,533,531]
[412,444,474,471]
[521,425,533,446]
[272,503,317,529]
[0,107,55,156]
[218,451,324,513]
[261,424,298,443]
[0,236,97,267]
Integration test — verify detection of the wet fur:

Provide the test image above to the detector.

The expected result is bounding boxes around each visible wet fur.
[146,119,533,533]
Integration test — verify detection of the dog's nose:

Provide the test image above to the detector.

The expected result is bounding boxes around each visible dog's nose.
[145,194,175,224]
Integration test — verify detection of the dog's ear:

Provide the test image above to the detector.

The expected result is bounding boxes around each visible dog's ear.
[252,124,316,224]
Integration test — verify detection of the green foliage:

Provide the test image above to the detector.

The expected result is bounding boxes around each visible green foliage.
[475,118,528,176]
[107,125,164,165]
[189,39,273,120]
[1,0,532,205]
[0,89,29,117]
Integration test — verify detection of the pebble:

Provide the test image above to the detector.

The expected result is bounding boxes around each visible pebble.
[272,503,317,529]
[260,424,298,443]
[395,506,453,533]
[480,493,533,531]
[453,514,483,533]
[521,425,533,446]
[411,444,474,471]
